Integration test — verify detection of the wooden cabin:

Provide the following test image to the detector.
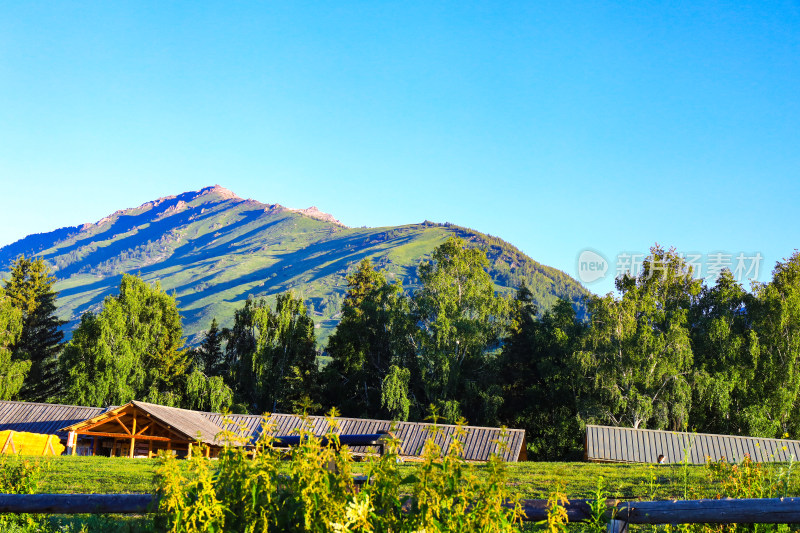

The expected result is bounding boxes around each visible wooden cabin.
[586,424,800,464]
[60,401,227,458]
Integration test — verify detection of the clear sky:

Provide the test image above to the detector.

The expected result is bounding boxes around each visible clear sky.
[1,1,798,294]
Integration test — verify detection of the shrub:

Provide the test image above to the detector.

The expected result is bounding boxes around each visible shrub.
[156,412,524,532]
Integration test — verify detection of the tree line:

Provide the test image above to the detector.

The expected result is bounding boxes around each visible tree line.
[0,239,798,459]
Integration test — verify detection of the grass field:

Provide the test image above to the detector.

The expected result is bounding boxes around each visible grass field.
[5,455,799,532]
[19,455,717,500]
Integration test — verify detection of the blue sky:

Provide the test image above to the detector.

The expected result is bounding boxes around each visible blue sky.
[1,1,798,294]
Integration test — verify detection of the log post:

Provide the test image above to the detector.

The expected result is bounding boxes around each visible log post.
[129,414,137,458]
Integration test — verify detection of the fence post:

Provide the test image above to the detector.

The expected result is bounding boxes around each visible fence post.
[607,519,628,533]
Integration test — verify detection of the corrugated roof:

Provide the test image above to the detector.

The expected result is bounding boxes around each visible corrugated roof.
[586,425,800,464]
[0,401,106,438]
[203,412,525,462]
[0,400,525,461]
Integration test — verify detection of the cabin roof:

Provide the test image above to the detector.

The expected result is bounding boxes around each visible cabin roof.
[586,424,800,464]
[0,400,107,438]
[60,401,226,446]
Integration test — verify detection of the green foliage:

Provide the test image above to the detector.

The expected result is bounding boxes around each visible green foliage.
[325,258,415,418]
[1,255,64,402]
[192,318,223,376]
[226,293,320,413]
[690,270,760,435]
[538,491,570,533]
[498,285,587,460]
[60,274,187,406]
[253,292,320,413]
[748,251,800,437]
[183,369,233,413]
[578,246,699,430]
[381,364,411,421]
[0,454,49,531]
[155,414,523,532]
[0,286,30,400]
[59,274,232,411]
[413,236,508,425]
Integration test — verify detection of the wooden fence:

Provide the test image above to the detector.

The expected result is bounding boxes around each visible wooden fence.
[3,494,800,528]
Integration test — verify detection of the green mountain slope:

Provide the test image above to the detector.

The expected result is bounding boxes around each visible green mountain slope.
[0,185,588,345]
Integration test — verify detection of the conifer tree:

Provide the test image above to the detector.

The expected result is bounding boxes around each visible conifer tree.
[195,318,224,376]
[497,285,587,459]
[2,256,65,402]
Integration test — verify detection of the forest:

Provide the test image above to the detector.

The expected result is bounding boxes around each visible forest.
[1,237,798,460]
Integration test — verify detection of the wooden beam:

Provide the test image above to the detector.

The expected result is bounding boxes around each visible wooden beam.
[135,423,152,436]
[63,404,129,433]
[75,431,186,443]
[615,498,800,524]
[78,413,127,433]
[2,432,14,454]
[116,416,132,436]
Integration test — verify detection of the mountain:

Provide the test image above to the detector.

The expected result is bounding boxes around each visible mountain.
[0,185,588,346]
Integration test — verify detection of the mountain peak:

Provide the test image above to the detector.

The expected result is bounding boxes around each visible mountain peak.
[287,205,345,226]
[197,185,241,201]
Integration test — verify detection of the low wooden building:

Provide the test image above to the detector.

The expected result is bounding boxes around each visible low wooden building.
[0,400,527,461]
[586,424,800,464]
[60,401,227,458]
[205,412,527,462]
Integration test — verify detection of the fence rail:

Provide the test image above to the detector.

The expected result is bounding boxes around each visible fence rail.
[3,494,800,527]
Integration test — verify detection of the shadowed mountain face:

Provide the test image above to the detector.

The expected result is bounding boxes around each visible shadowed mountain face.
[0,185,588,346]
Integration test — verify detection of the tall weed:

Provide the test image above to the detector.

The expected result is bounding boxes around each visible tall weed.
[156,411,524,532]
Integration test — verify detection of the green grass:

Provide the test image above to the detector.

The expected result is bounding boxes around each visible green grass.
[34,456,163,494]
[13,455,713,500]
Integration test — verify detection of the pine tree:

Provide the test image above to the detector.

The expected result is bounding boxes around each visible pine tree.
[195,318,223,376]
[497,285,587,459]
[2,256,65,402]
